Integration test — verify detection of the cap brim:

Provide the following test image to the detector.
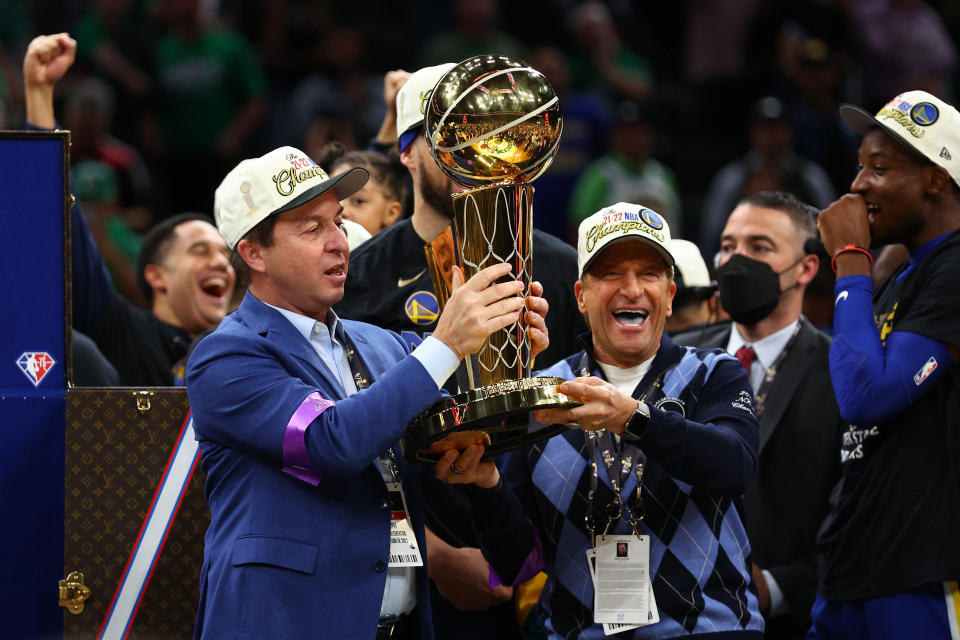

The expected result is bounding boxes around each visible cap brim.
[839,103,930,162]
[838,103,881,136]
[399,128,420,153]
[581,236,675,277]
[272,166,370,217]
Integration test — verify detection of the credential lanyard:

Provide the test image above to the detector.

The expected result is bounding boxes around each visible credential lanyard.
[577,353,664,544]
[340,333,401,482]
[752,317,803,416]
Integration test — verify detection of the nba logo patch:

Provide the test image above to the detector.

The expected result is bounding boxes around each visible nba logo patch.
[17,351,56,387]
[913,356,938,386]
[405,291,439,326]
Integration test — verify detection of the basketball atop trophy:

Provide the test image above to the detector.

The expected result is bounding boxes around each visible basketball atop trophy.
[402,54,579,465]
[424,54,563,187]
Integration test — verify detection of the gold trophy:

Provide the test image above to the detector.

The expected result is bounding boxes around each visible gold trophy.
[402,54,578,464]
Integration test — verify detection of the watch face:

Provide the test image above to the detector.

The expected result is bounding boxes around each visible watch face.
[622,401,651,441]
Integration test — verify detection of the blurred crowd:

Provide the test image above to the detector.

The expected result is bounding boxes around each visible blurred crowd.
[3,0,958,284]
[12,3,960,637]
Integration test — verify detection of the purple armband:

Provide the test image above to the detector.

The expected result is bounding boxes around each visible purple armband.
[488,526,546,588]
[281,392,333,485]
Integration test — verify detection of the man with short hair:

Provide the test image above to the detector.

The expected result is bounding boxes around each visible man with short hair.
[24,33,236,386]
[186,145,548,638]
[441,202,765,639]
[813,91,960,639]
[337,63,585,638]
[674,191,843,638]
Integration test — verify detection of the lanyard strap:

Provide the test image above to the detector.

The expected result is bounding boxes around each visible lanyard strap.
[577,353,663,541]
[341,333,370,391]
[341,332,401,483]
[752,317,804,416]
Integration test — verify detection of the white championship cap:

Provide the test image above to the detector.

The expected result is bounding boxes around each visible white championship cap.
[340,218,372,251]
[670,239,711,289]
[577,202,674,278]
[214,146,368,249]
[396,62,456,151]
[840,90,960,186]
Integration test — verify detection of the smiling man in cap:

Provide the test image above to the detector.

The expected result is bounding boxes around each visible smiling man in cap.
[438,202,765,639]
[812,91,960,639]
[185,145,548,639]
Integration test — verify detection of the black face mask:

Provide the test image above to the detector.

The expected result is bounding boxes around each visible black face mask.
[717,254,801,325]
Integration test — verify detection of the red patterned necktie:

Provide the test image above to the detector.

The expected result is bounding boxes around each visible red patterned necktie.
[735,345,756,371]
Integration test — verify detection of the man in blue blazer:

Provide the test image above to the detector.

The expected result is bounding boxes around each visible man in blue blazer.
[186,145,547,639]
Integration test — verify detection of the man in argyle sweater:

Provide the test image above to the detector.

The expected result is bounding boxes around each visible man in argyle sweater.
[438,203,764,639]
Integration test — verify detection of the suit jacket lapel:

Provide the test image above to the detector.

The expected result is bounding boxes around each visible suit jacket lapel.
[679,321,816,454]
[700,325,730,350]
[238,293,346,399]
[757,322,818,454]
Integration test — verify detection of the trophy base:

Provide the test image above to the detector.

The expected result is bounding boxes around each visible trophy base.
[401,376,580,464]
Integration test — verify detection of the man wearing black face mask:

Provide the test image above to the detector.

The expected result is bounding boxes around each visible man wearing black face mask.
[674,191,843,639]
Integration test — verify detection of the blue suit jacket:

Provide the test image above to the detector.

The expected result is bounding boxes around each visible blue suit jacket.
[186,293,443,639]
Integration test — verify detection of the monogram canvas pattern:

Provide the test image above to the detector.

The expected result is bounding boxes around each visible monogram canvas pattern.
[64,389,206,639]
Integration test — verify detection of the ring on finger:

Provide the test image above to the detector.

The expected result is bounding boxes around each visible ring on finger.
[450,462,464,475]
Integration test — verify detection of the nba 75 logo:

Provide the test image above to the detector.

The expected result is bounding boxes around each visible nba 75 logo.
[16,352,56,387]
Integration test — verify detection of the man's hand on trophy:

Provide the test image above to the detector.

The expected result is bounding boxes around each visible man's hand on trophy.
[533,377,637,434]
[435,444,501,489]
[525,280,549,361]
[432,263,525,360]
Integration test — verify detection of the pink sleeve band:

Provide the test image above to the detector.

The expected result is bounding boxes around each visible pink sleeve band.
[281,392,333,486]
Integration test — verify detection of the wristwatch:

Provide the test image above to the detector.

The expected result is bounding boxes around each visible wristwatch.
[620,400,651,441]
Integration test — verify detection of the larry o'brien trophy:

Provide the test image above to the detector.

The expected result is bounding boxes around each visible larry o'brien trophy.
[401,54,579,464]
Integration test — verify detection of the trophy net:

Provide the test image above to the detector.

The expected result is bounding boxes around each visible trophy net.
[455,183,533,386]
[400,53,579,464]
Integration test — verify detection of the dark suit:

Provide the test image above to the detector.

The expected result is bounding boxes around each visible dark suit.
[673,319,842,639]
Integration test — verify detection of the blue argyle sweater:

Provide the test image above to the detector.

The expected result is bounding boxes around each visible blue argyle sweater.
[473,334,764,639]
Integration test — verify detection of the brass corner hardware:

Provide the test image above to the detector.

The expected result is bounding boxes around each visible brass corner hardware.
[133,390,154,413]
[59,570,91,614]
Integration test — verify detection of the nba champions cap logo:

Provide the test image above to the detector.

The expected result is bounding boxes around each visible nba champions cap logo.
[215,146,368,249]
[577,202,675,278]
[840,90,960,186]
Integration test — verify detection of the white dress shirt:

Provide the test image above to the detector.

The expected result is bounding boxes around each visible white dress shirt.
[725,320,799,395]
